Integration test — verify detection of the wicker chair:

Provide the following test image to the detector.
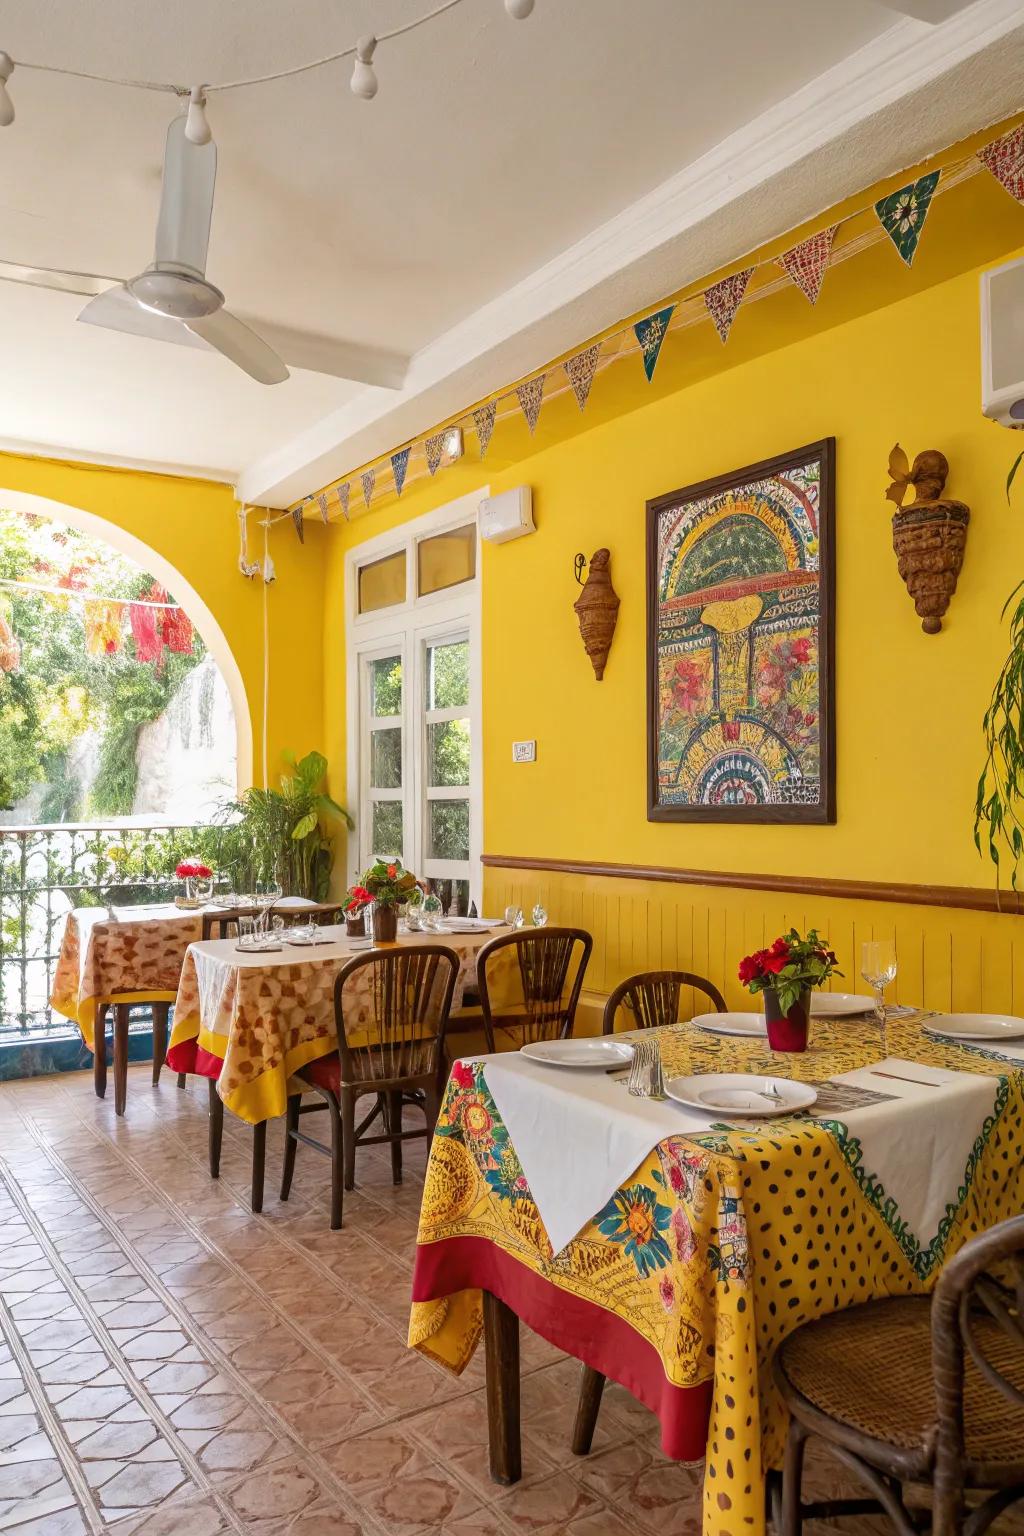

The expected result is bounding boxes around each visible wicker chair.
[601,969,726,1034]
[771,1213,1024,1535]
[476,927,593,1052]
[280,944,460,1229]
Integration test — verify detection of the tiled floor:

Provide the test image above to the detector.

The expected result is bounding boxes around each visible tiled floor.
[0,1068,1021,1536]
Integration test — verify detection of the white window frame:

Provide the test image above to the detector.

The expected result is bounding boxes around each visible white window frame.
[345,488,486,909]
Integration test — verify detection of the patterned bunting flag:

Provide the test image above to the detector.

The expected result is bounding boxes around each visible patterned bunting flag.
[361,469,376,510]
[874,170,940,266]
[516,376,545,434]
[425,432,447,476]
[316,491,330,524]
[473,402,497,459]
[391,447,411,497]
[633,306,675,381]
[704,271,753,343]
[564,345,600,410]
[778,225,837,305]
[337,483,350,521]
[291,504,305,544]
[978,125,1024,204]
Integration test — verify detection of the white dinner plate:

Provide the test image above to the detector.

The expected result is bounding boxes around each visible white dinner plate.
[924,1013,1024,1042]
[692,1011,766,1036]
[666,1072,817,1116]
[520,1038,635,1069]
[284,934,334,947]
[810,992,877,1018]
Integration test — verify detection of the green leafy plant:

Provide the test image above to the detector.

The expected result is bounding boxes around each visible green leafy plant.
[975,459,1024,885]
[217,751,353,900]
[360,857,418,907]
[738,928,840,1013]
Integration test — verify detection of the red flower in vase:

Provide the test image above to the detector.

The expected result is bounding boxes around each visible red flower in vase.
[175,861,212,879]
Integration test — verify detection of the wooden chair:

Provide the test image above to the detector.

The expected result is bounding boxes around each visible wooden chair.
[476,927,593,1051]
[94,997,173,1115]
[200,901,345,940]
[279,944,460,1228]
[601,969,726,1034]
[771,1212,1024,1535]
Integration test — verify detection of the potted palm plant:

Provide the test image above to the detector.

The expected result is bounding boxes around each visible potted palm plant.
[216,751,353,899]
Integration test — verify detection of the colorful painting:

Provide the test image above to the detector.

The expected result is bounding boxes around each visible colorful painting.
[646,439,835,823]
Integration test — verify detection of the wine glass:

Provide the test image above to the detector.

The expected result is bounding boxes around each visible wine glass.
[422,893,444,931]
[504,904,523,929]
[861,939,897,1056]
[531,903,548,928]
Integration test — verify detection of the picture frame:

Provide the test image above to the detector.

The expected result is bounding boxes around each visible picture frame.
[646,438,836,824]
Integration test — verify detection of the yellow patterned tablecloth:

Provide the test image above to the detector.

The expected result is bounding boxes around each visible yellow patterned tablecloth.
[170,928,498,1124]
[409,1014,1024,1536]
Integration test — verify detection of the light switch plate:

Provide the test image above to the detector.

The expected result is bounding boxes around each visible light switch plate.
[512,740,537,763]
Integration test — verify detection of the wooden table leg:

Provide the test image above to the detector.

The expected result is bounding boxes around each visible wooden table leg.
[208,1079,223,1178]
[112,1004,130,1116]
[151,1002,169,1085]
[251,1120,267,1213]
[571,1365,606,1455]
[483,1290,521,1485]
[93,1004,109,1100]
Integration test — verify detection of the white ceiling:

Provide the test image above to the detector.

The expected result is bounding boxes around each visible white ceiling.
[0,0,1018,499]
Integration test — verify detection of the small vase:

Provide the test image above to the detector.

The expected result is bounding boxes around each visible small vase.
[764,988,811,1052]
[345,912,366,937]
[371,902,398,943]
[176,876,200,910]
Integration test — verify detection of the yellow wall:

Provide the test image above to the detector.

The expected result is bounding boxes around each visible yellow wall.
[0,452,326,794]
[321,148,1024,1009]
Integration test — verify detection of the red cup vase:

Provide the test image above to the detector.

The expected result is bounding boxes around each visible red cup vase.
[763,987,811,1052]
[371,902,398,944]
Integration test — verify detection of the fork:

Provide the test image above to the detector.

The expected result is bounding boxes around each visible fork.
[627,1040,651,1097]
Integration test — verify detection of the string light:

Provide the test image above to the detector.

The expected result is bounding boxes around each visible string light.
[184,85,212,145]
[0,54,14,127]
[350,36,378,100]
[505,0,535,16]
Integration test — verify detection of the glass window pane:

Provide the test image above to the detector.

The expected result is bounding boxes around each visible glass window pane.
[370,656,402,717]
[358,550,406,613]
[427,720,469,787]
[370,727,402,788]
[372,800,403,858]
[417,524,476,597]
[426,640,469,711]
[428,799,469,862]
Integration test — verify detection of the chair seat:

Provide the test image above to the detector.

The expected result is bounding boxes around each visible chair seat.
[302,1054,341,1094]
[777,1295,1024,1476]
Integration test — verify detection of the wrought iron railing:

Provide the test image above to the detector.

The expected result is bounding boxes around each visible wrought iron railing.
[0,822,219,1036]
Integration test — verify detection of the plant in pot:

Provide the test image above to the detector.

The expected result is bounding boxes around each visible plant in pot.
[361,858,418,943]
[343,883,372,937]
[738,929,840,1053]
[213,751,353,900]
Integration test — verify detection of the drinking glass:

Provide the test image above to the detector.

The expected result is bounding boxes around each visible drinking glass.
[237,915,256,948]
[504,904,523,929]
[270,916,285,939]
[422,893,444,931]
[861,939,898,1055]
[531,903,548,928]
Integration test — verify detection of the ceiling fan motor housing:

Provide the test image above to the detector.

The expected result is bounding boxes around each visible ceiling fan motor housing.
[127,265,224,320]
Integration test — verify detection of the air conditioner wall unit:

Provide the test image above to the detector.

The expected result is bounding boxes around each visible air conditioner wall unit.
[981,256,1024,427]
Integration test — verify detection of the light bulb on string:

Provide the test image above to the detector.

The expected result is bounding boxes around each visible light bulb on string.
[504,0,535,17]
[184,85,212,145]
[0,54,15,127]
[351,36,378,99]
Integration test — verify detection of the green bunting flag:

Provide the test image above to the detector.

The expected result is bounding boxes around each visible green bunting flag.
[633,306,675,381]
[874,170,940,266]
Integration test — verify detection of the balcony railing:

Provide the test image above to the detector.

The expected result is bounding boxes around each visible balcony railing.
[0,822,217,1036]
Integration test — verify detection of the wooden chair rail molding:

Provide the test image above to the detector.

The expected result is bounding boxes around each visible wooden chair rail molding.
[481,854,1024,917]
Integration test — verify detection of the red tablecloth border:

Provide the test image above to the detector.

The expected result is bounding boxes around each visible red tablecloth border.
[166,1041,221,1080]
[411,1234,712,1461]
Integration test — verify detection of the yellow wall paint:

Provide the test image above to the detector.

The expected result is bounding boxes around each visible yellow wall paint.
[0,453,326,794]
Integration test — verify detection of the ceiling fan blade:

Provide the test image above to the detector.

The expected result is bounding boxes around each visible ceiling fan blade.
[0,260,121,298]
[77,283,207,349]
[154,113,217,276]
[186,308,289,385]
[237,318,409,388]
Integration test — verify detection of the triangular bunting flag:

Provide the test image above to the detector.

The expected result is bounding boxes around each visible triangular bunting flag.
[337,483,350,521]
[391,447,410,497]
[516,376,545,434]
[361,469,376,510]
[704,271,752,343]
[291,504,305,544]
[316,491,330,524]
[778,225,837,305]
[564,345,600,410]
[425,432,447,476]
[978,125,1024,204]
[473,402,497,459]
[874,170,940,266]
[633,306,675,382]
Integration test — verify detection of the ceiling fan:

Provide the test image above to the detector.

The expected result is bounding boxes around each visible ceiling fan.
[0,112,408,390]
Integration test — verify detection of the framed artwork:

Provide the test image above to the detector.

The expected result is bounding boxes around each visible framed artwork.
[647,438,835,823]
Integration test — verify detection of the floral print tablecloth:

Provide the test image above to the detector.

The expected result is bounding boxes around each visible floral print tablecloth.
[409,1015,1024,1536]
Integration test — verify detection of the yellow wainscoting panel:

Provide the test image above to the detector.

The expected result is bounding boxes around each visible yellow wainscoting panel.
[483,868,1023,1021]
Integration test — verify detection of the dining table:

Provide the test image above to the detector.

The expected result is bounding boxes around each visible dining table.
[408,1007,1024,1536]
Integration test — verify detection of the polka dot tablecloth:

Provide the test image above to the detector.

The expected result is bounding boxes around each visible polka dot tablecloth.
[409,1014,1024,1536]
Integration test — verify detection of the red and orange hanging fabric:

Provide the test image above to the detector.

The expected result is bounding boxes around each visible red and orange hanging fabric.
[83,599,123,657]
[128,598,162,663]
[159,601,193,654]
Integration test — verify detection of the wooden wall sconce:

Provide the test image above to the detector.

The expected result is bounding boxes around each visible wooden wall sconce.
[885,444,970,633]
[573,548,620,680]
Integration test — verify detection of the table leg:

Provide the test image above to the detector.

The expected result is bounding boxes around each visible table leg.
[151,1002,169,1085]
[112,1004,130,1116]
[251,1121,267,1213]
[483,1290,521,1485]
[93,1004,109,1100]
[208,1080,223,1178]
[571,1365,606,1455]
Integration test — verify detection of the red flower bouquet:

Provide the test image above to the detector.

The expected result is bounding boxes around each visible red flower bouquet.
[738,928,840,1052]
[175,860,212,880]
